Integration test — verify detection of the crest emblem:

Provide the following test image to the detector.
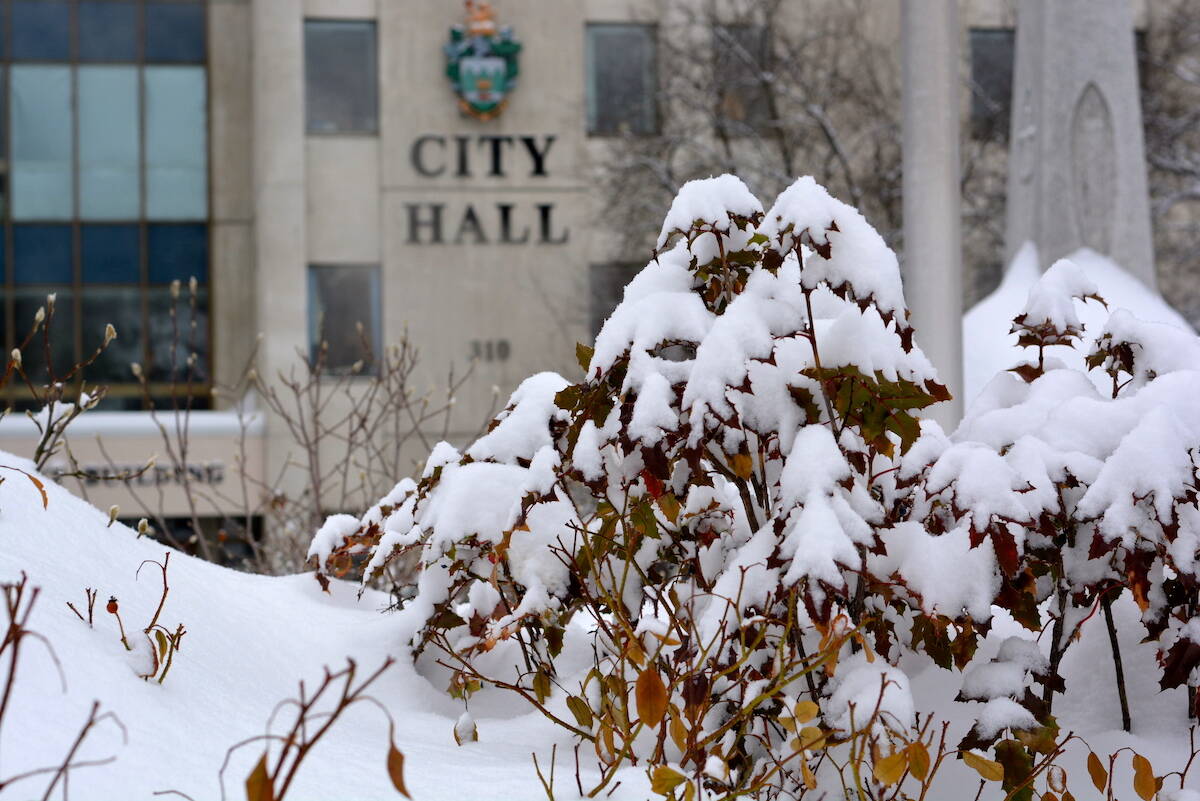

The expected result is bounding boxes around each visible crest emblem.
[445,1,522,120]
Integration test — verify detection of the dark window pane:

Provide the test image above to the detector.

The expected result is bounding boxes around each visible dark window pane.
[12,1,70,61]
[586,24,657,136]
[14,288,75,380]
[970,29,1015,139]
[589,263,642,339]
[147,285,208,381]
[715,24,771,134]
[79,2,138,62]
[83,225,140,283]
[307,265,381,374]
[14,224,72,284]
[148,223,207,283]
[305,21,378,133]
[82,286,142,380]
[145,2,206,63]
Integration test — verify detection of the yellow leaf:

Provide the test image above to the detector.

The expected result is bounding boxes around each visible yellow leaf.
[794,700,819,724]
[798,726,826,750]
[650,765,685,795]
[245,753,274,801]
[1132,753,1156,801]
[670,711,688,752]
[801,760,817,790]
[387,743,411,799]
[1087,752,1108,793]
[873,750,908,786]
[636,668,668,728]
[657,493,681,523]
[962,751,1004,782]
[566,695,593,729]
[907,741,931,781]
[730,451,754,480]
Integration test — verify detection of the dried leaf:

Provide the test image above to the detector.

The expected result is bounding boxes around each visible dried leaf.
[387,743,411,799]
[1087,752,1107,793]
[636,668,668,728]
[245,753,273,801]
[729,451,754,480]
[908,741,931,781]
[566,695,594,729]
[1132,753,1155,801]
[963,750,1004,782]
[650,765,685,795]
[801,760,817,790]
[873,750,908,786]
[154,628,169,659]
[794,700,819,724]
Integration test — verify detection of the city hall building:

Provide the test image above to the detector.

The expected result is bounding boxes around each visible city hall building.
[0,0,1161,544]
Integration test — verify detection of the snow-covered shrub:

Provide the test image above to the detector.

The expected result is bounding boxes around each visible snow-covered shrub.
[312,175,961,798]
[309,174,1200,799]
[899,258,1200,747]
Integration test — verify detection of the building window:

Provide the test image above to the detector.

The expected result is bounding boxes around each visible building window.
[304,20,378,135]
[589,263,642,340]
[969,28,1015,140]
[585,23,658,136]
[715,24,771,135]
[307,265,382,374]
[0,0,210,411]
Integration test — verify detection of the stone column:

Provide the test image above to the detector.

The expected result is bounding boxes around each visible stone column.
[901,0,964,429]
[1005,0,1156,288]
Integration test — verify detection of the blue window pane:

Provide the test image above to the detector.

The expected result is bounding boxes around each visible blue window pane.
[79,2,138,62]
[0,229,6,282]
[148,224,207,283]
[82,225,140,283]
[12,1,70,61]
[14,225,73,284]
[145,66,208,219]
[11,66,73,220]
[79,67,141,219]
[145,3,205,63]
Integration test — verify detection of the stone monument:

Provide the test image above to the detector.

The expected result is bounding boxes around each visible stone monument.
[1005,0,1157,289]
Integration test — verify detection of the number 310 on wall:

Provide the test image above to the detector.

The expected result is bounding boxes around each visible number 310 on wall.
[470,339,511,362]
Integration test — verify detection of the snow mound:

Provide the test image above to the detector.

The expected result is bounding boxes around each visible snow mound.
[963,243,1192,403]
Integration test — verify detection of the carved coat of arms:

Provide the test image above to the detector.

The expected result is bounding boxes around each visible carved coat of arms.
[445,1,522,120]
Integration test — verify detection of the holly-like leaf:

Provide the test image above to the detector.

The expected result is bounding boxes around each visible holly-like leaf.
[576,342,595,373]
[387,743,412,799]
[636,668,668,728]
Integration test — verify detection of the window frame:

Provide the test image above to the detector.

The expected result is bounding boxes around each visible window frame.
[0,0,214,411]
[303,18,380,137]
[306,263,384,377]
[584,21,660,138]
[968,27,1016,141]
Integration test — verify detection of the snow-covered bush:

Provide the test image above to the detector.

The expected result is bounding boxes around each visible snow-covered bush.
[310,175,1200,799]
